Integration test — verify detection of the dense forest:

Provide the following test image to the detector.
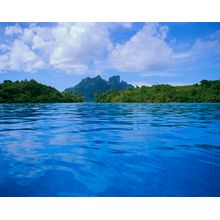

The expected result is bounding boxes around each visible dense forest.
[96,80,220,103]
[1,79,220,103]
[0,79,84,103]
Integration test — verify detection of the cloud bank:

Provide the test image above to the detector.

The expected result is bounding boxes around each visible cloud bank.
[0,22,220,75]
[108,23,173,72]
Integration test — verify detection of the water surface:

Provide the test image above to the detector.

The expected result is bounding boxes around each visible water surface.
[0,103,220,196]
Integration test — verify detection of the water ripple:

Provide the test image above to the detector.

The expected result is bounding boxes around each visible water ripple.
[0,103,220,196]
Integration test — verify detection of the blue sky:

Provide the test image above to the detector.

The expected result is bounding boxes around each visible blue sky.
[0,22,220,91]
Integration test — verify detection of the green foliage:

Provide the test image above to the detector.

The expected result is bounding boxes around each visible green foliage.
[64,75,133,101]
[0,79,84,103]
[61,91,85,102]
[96,80,220,103]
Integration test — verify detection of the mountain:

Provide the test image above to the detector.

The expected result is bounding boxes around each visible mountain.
[96,80,220,103]
[64,75,134,101]
[0,79,84,103]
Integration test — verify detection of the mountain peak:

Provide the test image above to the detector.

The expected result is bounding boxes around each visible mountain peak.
[64,75,134,101]
[109,75,120,84]
[95,75,102,79]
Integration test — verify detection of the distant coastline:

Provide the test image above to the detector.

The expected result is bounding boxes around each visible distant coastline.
[0,77,220,103]
[96,79,220,103]
[0,79,84,103]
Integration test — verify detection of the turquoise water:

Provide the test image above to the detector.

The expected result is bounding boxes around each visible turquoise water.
[0,103,220,196]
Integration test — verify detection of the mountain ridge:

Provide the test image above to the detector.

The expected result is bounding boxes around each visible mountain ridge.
[64,75,134,101]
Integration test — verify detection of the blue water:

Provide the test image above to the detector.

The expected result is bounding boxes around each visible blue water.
[0,103,220,196]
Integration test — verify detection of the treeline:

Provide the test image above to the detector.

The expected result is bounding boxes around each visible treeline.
[0,79,84,103]
[1,79,219,103]
[96,80,220,103]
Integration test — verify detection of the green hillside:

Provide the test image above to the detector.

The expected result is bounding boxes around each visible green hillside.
[96,80,220,103]
[0,79,84,103]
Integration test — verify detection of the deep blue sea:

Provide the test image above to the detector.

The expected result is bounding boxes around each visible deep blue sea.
[0,103,220,196]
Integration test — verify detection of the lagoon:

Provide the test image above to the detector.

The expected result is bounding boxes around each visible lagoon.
[0,103,220,196]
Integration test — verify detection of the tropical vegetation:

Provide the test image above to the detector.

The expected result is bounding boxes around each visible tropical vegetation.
[96,80,220,103]
[0,79,84,103]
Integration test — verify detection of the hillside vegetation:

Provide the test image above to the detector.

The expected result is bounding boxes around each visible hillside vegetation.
[0,79,84,103]
[96,80,220,103]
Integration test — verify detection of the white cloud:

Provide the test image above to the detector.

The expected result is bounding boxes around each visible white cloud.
[48,23,113,74]
[1,23,220,75]
[0,23,115,74]
[0,44,10,52]
[5,24,23,36]
[2,23,174,74]
[0,54,9,71]
[9,40,45,72]
[191,31,220,56]
[108,23,173,73]
[170,30,220,67]
[0,39,45,72]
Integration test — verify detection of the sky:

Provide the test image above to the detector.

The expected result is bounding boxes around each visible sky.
[0,22,220,91]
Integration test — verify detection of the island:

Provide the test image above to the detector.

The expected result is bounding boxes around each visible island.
[0,79,84,103]
[96,79,220,103]
[1,78,220,103]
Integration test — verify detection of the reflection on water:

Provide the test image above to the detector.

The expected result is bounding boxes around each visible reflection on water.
[0,103,220,196]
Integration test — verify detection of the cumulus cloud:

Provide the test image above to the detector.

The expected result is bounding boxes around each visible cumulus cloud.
[2,23,174,74]
[108,23,173,73]
[191,30,220,56]
[171,30,220,67]
[0,22,220,75]
[0,39,45,72]
[0,23,115,74]
[9,40,45,72]
[5,24,23,36]
[48,23,113,74]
